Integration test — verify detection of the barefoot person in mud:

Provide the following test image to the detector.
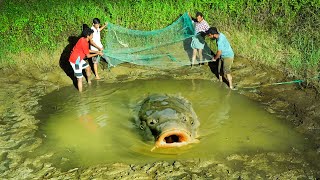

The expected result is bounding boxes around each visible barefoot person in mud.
[69,27,103,92]
[206,27,235,89]
[188,12,210,66]
[90,18,108,80]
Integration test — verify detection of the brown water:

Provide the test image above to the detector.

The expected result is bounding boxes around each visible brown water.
[35,79,311,168]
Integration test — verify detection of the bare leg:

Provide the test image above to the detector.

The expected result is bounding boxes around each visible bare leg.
[198,49,203,65]
[218,59,223,82]
[226,73,233,89]
[93,63,100,79]
[85,66,92,84]
[78,78,83,92]
[191,49,197,66]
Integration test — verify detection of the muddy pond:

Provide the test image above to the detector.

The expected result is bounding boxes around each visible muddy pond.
[1,62,319,178]
[33,79,312,169]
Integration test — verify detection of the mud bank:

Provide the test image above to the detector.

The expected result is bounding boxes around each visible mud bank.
[0,58,319,179]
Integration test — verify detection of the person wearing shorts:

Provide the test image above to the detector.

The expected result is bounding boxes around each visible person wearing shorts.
[206,27,235,89]
[69,28,103,92]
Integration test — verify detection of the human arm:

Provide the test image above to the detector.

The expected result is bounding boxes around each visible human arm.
[86,51,103,59]
[89,39,103,51]
[188,11,192,19]
[100,22,108,31]
[89,49,101,53]
[188,12,197,22]
[212,50,222,61]
[82,40,103,58]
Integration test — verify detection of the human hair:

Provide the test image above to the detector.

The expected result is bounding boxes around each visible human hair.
[82,24,89,31]
[82,27,94,37]
[93,18,101,25]
[196,12,203,17]
[207,27,219,35]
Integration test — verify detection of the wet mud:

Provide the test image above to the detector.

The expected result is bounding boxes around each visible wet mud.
[0,57,319,179]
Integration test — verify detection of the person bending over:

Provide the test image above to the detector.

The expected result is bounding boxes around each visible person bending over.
[207,27,235,89]
[69,28,103,92]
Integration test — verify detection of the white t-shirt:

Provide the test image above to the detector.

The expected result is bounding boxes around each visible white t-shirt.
[90,26,103,51]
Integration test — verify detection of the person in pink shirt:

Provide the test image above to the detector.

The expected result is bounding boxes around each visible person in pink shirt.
[189,12,210,67]
[69,28,103,92]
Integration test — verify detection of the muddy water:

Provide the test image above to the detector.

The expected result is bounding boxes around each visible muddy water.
[34,79,311,170]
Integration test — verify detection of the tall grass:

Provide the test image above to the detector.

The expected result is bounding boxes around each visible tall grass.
[0,0,319,84]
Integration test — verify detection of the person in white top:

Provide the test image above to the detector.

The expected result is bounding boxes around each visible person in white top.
[90,18,107,80]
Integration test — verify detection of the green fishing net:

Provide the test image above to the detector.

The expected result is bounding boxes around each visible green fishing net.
[102,12,213,69]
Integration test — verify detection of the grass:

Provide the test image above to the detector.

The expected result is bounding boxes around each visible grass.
[0,0,319,88]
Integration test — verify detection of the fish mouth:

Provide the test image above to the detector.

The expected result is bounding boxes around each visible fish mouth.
[155,129,193,148]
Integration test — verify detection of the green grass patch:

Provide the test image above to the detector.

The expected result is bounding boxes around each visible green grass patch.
[0,0,319,85]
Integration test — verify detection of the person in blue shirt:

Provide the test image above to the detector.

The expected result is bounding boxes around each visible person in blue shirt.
[207,27,235,89]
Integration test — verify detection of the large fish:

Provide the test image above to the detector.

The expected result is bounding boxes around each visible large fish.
[136,94,200,150]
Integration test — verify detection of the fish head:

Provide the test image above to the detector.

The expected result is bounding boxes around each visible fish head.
[138,94,199,148]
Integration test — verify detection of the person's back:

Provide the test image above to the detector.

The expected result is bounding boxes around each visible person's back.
[69,37,89,64]
[216,33,234,58]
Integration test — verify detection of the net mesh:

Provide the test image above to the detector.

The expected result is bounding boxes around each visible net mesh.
[102,12,213,69]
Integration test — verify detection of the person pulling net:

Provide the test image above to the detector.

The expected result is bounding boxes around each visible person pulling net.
[102,12,213,69]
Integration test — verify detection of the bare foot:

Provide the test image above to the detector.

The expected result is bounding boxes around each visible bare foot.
[88,80,92,85]
[230,86,237,90]
[95,77,104,80]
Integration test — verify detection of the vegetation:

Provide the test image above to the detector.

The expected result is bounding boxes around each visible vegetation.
[0,0,319,83]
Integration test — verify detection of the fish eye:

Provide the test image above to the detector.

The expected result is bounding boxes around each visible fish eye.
[190,119,194,125]
[140,125,144,130]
